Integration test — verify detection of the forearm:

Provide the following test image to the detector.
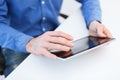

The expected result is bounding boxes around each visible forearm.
[0,23,33,52]
[0,0,33,52]
[77,0,102,27]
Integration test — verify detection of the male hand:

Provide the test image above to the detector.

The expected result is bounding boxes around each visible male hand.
[89,21,112,38]
[26,31,74,60]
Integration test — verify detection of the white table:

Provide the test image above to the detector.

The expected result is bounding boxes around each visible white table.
[5,0,120,80]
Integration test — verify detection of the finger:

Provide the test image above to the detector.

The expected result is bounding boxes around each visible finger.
[103,28,112,38]
[46,31,73,40]
[46,43,71,51]
[97,26,107,37]
[41,49,57,60]
[89,30,98,37]
[48,37,74,47]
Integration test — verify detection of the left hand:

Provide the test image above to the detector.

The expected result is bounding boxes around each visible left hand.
[89,21,112,38]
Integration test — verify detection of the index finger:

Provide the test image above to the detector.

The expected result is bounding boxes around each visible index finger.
[47,31,73,40]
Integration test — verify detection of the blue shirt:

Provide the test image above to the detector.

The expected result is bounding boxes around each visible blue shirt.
[0,0,101,52]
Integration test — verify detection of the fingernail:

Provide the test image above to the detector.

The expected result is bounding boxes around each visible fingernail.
[69,36,73,40]
[66,47,71,51]
[70,43,74,47]
[71,36,73,40]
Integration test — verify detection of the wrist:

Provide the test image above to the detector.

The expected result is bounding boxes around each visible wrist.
[90,20,101,27]
[89,20,99,30]
[96,20,101,24]
[91,20,101,24]
[26,38,34,53]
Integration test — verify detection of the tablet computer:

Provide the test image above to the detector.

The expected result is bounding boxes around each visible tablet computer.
[51,36,115,60]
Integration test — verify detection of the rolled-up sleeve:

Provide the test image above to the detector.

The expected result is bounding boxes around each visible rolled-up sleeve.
[0,0,33,52]
[76,0,102,27]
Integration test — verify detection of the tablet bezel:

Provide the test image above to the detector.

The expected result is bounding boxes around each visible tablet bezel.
[51,36,115,60]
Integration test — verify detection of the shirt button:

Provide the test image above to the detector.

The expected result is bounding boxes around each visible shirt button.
[42,17,46,21]
[42,27,46,32]
[41,1,45,4]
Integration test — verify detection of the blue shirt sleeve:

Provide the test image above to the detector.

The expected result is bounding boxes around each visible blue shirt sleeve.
[76,0,102,27]
[0,0,33,52]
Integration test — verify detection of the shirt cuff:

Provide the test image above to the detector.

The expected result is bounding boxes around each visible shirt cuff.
[16,34,33,53]
[86,16,102,29]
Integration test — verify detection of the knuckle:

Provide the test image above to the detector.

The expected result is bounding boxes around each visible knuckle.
[40,36,46,41]
[57,31,62,36]
[57,37,62,42]
[44,32,49,35]
[42,35,50,41]
[45,31,51,35]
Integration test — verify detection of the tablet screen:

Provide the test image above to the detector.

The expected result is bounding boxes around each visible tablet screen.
[51,36,114,59]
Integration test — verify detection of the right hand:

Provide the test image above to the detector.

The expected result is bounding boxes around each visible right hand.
[26,31,74,60]
[89,21,112,38]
